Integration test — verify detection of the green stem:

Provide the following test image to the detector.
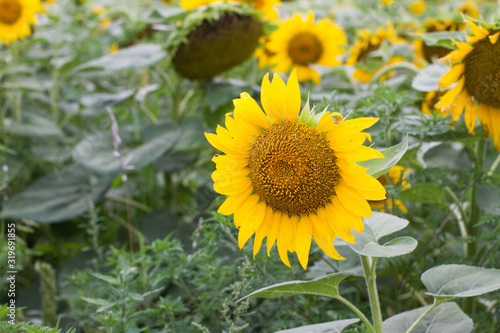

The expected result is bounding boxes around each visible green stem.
[444,186,468,255]
[360,255,383,333]
[336,295,375,333]
[406,299,442,333]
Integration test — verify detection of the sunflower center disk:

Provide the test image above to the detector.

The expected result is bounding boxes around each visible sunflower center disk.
[287,32,323,66]
[248,121,340,216]
[464,33,500,108]
[0,0,22,25]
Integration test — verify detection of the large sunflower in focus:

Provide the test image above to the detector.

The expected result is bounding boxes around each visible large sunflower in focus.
[179,0,281,20]
[0,0,44,44]
[436,20,500,150]
[262,12,346,84]
[346,23,405,83]
[205,70,386,269]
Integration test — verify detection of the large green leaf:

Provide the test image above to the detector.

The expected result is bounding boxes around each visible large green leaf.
[411,63,450,92]
[239,272,356,301]
[80,89,134,114]
[4,112,64,138]
[410,31,466,48]
[475,184,500,215]
[358,136,408,179]
[363,212,409,240]
[0,165,110,223]
[382,302,472,333]
[73,122,181,176]
[276,318,360,333]
[422,264,500,298]
[71,44,167,73]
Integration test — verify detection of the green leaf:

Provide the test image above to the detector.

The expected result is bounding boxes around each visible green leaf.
[205,79,250,112]
[411,63,450,92]
[239,272,356,301]
[400,185,446,205]
[358,136,408,179]
[73,122,181,176]
[81,89,135,113]
[4,112,64,138]
[71,44,167,74]
[363,212,409,239]
[81,297,113,306]
[90,273,119,285]
[475,184,500,215]
[410,31,466,48]
[382,302,472,333]
[0,165,110,223]
[276,318,360,333]
[422,264,500,298]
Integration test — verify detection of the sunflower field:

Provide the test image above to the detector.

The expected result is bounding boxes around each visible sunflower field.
[2,0,500,332]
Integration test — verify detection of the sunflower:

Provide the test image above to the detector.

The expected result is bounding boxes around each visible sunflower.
[421,90,446,115]
[346,23,405,83]
[0,0,44,44]
[255,35,276,69]
[459,1,479,19]
[409,1,426,16]
[262,11,346,84]
[369,165,410,214]
[436,20,500,150]
[179,0,281,20]
[205,70,386,269]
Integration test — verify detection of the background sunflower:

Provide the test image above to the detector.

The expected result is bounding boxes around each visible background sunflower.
[261,11,346,84]
[436,20,500,150]
[0,0,44,44]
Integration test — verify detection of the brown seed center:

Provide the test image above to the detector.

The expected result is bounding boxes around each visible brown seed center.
[288,32,324,66]
[248,121,340,215]
[0,0,22,25]
[464,31,500,108]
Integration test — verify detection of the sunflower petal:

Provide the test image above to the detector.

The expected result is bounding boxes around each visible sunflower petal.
[295,217,312,270]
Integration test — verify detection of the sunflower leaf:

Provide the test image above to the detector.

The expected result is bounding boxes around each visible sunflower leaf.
[412,63,450,92]
[382,302,472,333]
[409,31,466,48]
[421,264,500,298]
[238,272,356,301]
[357,136,408,179]
[276,318,360,333]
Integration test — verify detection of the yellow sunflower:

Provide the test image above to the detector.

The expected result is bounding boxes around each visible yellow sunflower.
[255,35,276,69]
[0,0,44,45]
[459,1,479,19]
[262,11,346,84]
[370,165,410,214]
[436,20,500,150]
[409,1,426,16]
[346,23,405,83]
[179,0,281,20]
[205,70,386,269]
[421,90,446,115]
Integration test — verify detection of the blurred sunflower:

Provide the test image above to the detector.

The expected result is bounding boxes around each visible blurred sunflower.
[179,0,281,20]
[414,19,464,64]
[261,11,346,84]
[409,1,426,16]
[206,70,386,269]
[421,90,446,115]
[369,165,410,214]
[459,1,479,19]
[255,35,276,69]
[436,20,500,150]
[0,0,44,44]
[346,23,405,83]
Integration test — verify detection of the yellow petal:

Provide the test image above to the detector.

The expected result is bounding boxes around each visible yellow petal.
[439,63,464,89]
[489,32,500,45]
[234,194,260,228]
[465,20,489,43]
[277,215,292,267]
[213,176,252,196]
[335,145,384,161]
[218,187,253,215]
[238,202,266,249]
[295,217,312,270]
[253,205,274,257]
[233,93,270,129]
[335,181,373,217]
[266,211,282,256]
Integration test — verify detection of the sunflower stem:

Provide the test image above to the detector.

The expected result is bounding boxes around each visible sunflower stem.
[405,298,443,333]
[487,152,500,177]
[360,255,383,333]
[336,295,375,333]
